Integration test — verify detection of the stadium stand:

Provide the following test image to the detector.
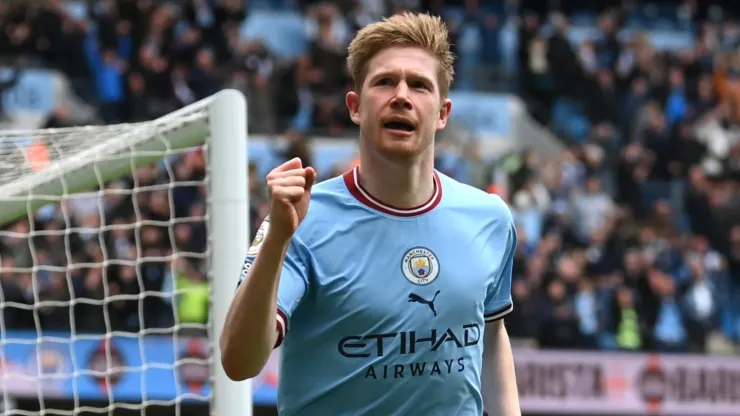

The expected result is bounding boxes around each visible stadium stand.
[514,0,740,355]
[1,0,740,414]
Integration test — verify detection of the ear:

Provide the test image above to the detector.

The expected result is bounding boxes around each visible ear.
[346,91,361,126]
[436,98,452,131]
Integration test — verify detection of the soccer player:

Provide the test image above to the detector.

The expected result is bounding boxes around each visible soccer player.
[220,12,521,416]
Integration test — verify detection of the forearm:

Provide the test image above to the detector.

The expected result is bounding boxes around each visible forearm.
[220,232,290,380]
[482,321,521,416]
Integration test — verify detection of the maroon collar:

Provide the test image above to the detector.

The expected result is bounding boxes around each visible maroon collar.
[342,166,442,217]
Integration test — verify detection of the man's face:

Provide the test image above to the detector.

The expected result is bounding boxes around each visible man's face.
[346,46,452,162]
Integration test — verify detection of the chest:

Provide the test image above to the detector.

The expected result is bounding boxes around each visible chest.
[304,220,501,327]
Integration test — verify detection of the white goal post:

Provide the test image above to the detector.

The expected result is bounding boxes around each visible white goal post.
[0,89,252,415]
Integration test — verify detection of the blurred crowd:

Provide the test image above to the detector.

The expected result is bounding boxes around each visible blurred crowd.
[0,0,508,334]
[507,0,740,354]
[0,0,509,133]
[1,0,740,357]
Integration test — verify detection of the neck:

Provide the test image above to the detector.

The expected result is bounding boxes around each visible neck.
[358,150,436,209]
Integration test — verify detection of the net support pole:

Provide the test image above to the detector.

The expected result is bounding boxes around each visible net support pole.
[207,89,252,416]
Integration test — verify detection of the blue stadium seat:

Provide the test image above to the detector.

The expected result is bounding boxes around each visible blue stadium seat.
[647,30,694,50]
[570,12,595,27]
[480,1,507,17]
[552,99,590,143]
[247,140,357,179]
[567,26,599,46]
[240,11,308,59]
[247,140,283,178]
[441,6,466,28]
[248,0,297,12]
[623,13,647,30]
[310,142,357,175]
[652,18,678,31]
[551,99,572,136]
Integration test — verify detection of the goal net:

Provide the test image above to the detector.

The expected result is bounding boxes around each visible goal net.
[0,90,252,415]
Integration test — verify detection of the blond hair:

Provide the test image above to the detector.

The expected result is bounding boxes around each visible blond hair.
[347,12,455,97]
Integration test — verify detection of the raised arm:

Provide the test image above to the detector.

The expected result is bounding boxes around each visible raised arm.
[220,158,316,380]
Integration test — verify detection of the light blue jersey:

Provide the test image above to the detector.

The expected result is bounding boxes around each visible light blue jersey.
[238,167,516,416]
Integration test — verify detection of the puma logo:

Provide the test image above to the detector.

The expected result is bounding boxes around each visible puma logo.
[408,290,440,316]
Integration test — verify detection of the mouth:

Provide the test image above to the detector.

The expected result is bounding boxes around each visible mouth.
[382,119,416,135]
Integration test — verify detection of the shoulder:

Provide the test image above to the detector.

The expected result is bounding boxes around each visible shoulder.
[307,174,349,203]
[292,174,356,244]
[303,174,354,218]
[437,171,514,225]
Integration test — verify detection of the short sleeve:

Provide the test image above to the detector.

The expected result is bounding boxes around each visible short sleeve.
[484,217,517,323]
[236,218,310,348]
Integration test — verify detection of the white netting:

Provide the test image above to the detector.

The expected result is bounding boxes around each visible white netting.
[0,103,220,415]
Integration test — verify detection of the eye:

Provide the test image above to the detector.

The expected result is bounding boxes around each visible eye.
[411,81,429,90]
[376,78,394,86]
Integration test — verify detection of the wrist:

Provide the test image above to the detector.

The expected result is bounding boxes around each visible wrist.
[263,227,293,252]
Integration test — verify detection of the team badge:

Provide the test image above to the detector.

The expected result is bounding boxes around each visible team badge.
[401,247,440,285]
[247,220,269,257]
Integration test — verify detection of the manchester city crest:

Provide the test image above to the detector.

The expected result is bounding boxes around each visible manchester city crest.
[401,247,440,285]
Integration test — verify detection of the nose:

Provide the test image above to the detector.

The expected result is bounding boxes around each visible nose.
[389,82,413,111]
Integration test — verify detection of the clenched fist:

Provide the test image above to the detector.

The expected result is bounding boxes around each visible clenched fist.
[266,158,317,240]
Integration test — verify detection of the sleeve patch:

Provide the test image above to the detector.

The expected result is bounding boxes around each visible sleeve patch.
[247,220,269,257]
[236,259,252,288]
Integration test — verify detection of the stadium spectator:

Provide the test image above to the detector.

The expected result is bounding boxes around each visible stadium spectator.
[1,0,740,358]
[512,1,740,354]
